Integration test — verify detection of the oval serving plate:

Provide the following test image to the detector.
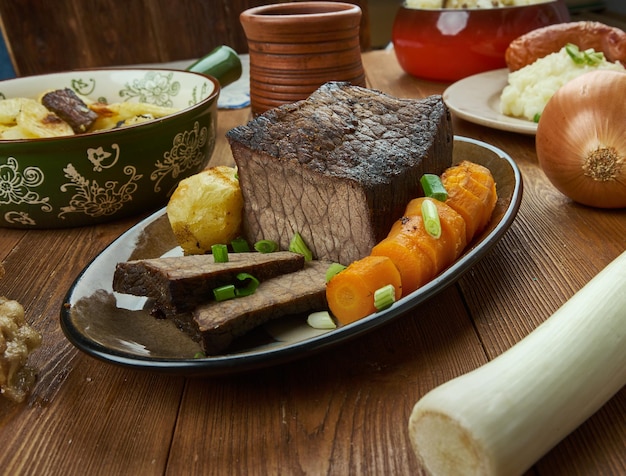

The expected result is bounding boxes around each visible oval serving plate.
[60,136,523,376]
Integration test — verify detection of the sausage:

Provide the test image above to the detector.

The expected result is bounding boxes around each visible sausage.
[505,21,626,71]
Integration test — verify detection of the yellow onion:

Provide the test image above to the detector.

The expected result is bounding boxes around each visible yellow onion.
[536,70,626,208]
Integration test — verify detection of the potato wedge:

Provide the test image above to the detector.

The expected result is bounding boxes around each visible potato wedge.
[16,99,74,138]
[167,166,244,255]
[89,102,179,131]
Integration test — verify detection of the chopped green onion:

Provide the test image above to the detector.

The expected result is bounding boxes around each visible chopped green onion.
[583,49,604,65]
[325,263,347,283]
[193,351,206,359]
[254,239,279,253]
[565,43,584,63]
[307,311,337,330]
[565,43,604,66]
[234,272,260,297]
[289,232,313,261]
[213,284,236,301]
[374,284,396,312]
[533,113,541,123]
[211,244,229,263]
[421,198,442,239]
[420,174,448,201]
[231,237,250,253]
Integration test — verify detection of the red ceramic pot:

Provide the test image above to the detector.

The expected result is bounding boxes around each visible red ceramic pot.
[240,1,366,115]
[392,0,571,82]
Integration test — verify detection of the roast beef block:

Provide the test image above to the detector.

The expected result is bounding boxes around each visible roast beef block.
[226,81,453,265]
[180,260,330,355]
[113,251,305,314]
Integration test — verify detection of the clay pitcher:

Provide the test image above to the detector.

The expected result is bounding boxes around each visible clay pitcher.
[240,1,366,115]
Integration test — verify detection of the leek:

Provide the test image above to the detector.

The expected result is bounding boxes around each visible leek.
[213,284,236,301]
[234,272,259,297]
[420,174,448,201]
[374,284,396,311]
[307,311,337,330]
[289,232,313,261]
[325,263,347,283]
[421,199,441,239]
[408,251,626,476]
[231,237,250,253]
[254,239,279,253]
[211,244,229,263]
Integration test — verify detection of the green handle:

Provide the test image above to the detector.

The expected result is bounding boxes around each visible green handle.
[187,45,242,87]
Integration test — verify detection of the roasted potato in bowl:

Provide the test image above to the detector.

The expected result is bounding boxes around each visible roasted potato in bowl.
[167,166,244,255]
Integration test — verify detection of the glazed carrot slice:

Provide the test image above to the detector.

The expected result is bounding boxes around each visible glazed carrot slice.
[403,197,467,261]
[371,230,436,296]
[326,255,402,325]
[442,161,497,242]
[442,184,483,243]
[455,163,497,228]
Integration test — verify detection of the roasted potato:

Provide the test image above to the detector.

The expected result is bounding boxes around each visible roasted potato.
[89,102,179,131]
[0,92,181,139]
[0,98,74,139]
[167,166,244,255]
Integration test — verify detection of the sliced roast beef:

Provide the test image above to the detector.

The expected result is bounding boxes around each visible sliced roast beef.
[226,81,453,265]
[185,260,330,354]
[113,251,305,314]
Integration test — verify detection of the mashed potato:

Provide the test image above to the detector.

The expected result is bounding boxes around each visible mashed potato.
[405,0,551,8]
[500,46,625,121]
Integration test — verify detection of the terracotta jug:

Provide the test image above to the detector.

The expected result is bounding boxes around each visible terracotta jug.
[240,2,366,115]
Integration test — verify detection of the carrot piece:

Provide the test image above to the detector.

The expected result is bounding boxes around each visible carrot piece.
[326,255,402,325]
[442,161,497,242]
[454,161,497,227]
[403,197,467,261]
[442,185,483,243]
[371,231,436,296]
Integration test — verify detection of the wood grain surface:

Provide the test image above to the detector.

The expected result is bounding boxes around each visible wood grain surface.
[0,0,371,77]
[0,49,624,475]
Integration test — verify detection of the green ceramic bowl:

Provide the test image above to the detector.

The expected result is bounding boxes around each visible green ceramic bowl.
[0,62,231,228]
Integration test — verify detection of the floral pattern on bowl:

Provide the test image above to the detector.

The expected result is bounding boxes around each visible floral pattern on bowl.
[0,68,219,229]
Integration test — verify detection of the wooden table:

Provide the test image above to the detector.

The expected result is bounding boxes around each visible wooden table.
[1,49,624,475]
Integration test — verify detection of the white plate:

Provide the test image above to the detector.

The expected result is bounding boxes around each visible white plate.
[443,69,537,135]
[60,136,523,376]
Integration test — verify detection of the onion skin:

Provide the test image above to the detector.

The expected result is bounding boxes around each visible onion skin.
[536,70,626,208]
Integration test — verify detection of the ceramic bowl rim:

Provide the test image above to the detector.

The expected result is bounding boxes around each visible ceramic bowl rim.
[0,68,220,144]
[241,1,361,20]
[399,0,562,12]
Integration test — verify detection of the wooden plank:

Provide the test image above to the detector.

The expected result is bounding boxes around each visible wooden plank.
[0,0,371,77]
[0,218,184,474]
[166,289,487,475]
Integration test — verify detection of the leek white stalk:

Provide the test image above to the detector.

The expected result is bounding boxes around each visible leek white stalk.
[408,250,626,476]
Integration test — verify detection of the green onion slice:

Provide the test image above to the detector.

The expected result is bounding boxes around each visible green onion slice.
[289,232,313,261]
[234,272,260,297]
[193,351,206,359]
[565,43,604,66]
[211,244,229,263]
[307,311,337,330]
[420,174,448,201]
[421,198,442,239]
[325,263,347,283]
[374,284,396,312]
[230,237,250,253]
[213,284,236,301]
[254,239,279,253]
